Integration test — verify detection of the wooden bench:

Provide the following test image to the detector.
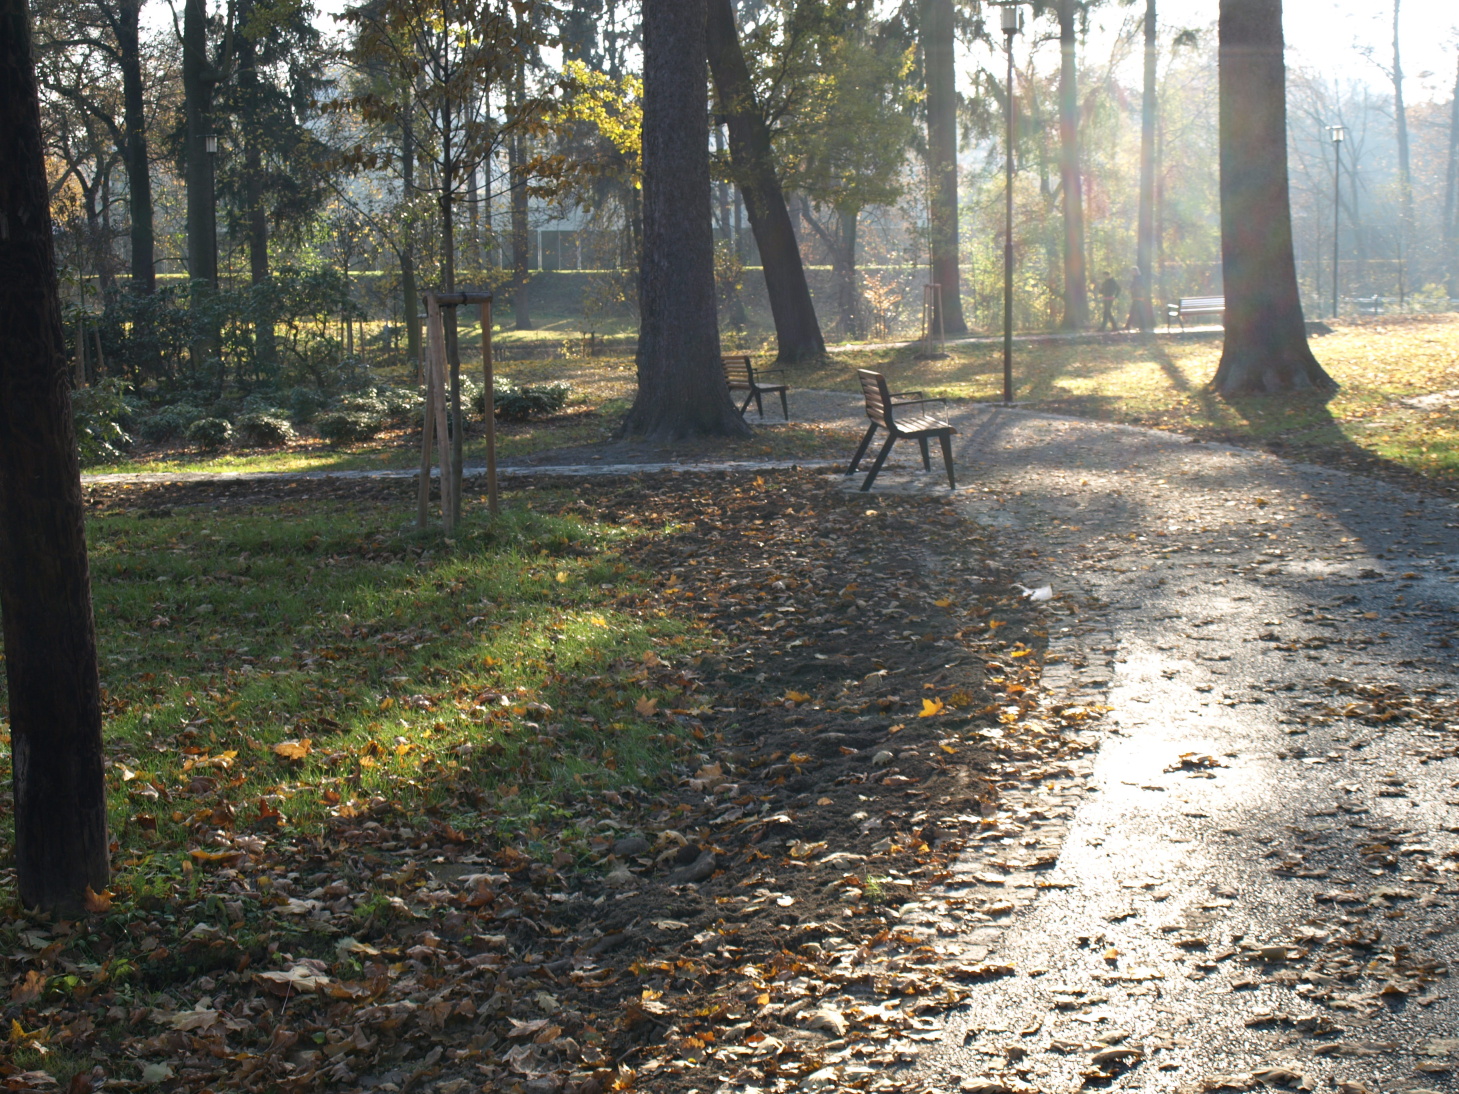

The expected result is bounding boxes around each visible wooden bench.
[722,355,789,419]
[1166,296,1225,329]
[846,369,956,492]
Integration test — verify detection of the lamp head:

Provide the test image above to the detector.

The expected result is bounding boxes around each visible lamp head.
[1328,124,1346,143]
[1001,3,1020,34]
[204,134,219,154]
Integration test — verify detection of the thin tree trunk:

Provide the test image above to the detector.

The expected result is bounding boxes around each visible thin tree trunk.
[1057,0,1089,330]
[400,110,421,373]
[510,52,533,330]
[112,0,153,294]
[924,0,967,335]
[0,0,111,916]
[1133,0,1157,331]
[706,0,825,363]
[833,209,862,339]
[239,37,275,375]
[1392,0,1411,307]
[1444,51,1459,296]
[620,0,748,439]
[1212,0,1333,396]
[182,0,218,290]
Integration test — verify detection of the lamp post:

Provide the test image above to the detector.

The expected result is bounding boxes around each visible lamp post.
[1327,124,1345,319]
[999,2,1022,406]
[204,134,219,290]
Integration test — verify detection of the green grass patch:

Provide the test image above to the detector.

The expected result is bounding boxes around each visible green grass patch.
[2,490,708,905]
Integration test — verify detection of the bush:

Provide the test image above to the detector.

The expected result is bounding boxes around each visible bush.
[236,414,297,447]
[477,379,572,422]
[187,417,233,451]
[285,386,328,424]
[316,410,381,445]
[135,403,206,443]
[340,384,422,426]
[72,378,133,467]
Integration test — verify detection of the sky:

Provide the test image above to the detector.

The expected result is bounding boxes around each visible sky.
[1087,0,1459,104]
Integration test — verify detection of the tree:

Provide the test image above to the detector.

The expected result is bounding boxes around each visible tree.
[619,0,748,439]
[706,0,824,363]
[922,0,967,335]
[1057,0,1089,330]
[1131,0,1156,331]
[1211,0,1333,396]
[180,0,231,294]
[0,0,111,915]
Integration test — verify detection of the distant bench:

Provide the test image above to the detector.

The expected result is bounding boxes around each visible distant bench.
[722,354,789,419]
[1166,296,1225,329]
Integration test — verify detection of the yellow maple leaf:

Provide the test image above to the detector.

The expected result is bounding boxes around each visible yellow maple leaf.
[919,698,945,717]
[785,690,810,704]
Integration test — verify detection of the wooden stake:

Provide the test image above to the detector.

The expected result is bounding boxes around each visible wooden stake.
[425,295,455,533]
[481,299,498,515]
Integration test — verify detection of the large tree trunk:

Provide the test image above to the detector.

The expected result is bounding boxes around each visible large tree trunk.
[1212,0,1333,396]
[0,0,111,917]
[1057,0,1088,330]
[112,0,153,294]
[706,0,824,363]
[621,0,748,440]
[1132,0,1157,331]
[923,0,967,335]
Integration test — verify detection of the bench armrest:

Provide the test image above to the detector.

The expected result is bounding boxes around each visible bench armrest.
[754,368,788,377]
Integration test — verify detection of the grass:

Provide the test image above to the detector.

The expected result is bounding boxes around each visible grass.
[29,488,708,901]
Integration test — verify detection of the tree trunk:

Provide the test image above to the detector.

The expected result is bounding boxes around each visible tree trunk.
[621,0,748,440]
[0,0,111,917]
[923,0,967,335]
[510,53,533,330]
[182,0,217,291]
[1132,0,1157,332]
[1392,0,1411,306]
[1212,0,1333,396]
[833,209,863,339]
[1444,51,1459,297]
[706,0,824,363]
[112,0,153,294]
[239,36,275,376]
[400,111,422,373]
[1057,0,1088,330]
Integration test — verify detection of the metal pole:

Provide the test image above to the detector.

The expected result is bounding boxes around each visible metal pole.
[1332,135,1341,319]
[1003,24,1016,406]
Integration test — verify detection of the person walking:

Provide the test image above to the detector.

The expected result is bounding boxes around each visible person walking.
[1097,272,1120,331]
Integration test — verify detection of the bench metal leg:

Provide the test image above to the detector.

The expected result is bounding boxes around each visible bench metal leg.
[753,389,765,417]
[860,434,897,491]
[918,436,931,470]
[736,390,755,416]
[847,423,878,474]
[778,389,789,419]
[938,431,955,489]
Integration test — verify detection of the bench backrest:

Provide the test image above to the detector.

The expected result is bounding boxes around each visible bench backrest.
[857,369,896,429]
[722,355,754,386]
[1179,296,1225,308]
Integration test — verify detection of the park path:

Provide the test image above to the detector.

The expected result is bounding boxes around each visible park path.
[828,402,1459,1093]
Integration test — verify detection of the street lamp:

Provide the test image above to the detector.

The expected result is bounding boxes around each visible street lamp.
[998,2,1022,406]
[1328,124,1345,319]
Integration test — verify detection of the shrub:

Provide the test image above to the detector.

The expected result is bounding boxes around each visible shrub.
[316,410,381,445]
[473,379,572,422]
[187,417,233,451]
[285,386,328,424]
[236,414,297,447]
[72,378,133,467]
[135,403,206,443]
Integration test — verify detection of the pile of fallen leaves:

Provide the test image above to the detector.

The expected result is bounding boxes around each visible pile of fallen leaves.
[0,469,1096,1094]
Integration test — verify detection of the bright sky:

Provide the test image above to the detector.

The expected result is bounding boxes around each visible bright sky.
[1085,0,1459,104]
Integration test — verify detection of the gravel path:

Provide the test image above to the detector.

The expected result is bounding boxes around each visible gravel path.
[829,404,1459,1094]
